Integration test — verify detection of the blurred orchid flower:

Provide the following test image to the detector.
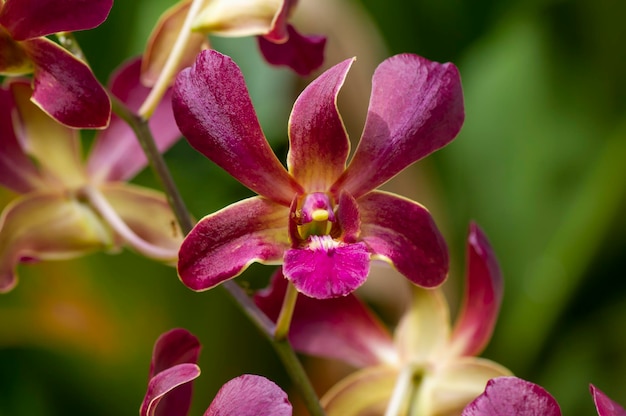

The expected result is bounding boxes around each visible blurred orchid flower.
[462,376,626,416]
[142,0,325,86]
[0,0,112,128]
[141,328,293,416]
[0,57,181,293]
[255,223,510,415]
[173,49,463,299]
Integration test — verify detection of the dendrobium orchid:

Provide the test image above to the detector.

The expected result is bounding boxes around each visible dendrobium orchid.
[255,223,511,415]
[142,0,325,88]
[0,0,112,128]
[141,328,293,416]
[462,376,626,416]
[173,49,463,299]
[0,58,181,293]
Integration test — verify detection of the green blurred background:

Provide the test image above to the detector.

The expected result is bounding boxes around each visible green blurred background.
[1,0,625,414]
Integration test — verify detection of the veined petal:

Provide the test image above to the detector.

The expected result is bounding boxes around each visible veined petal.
[335,53,464,198]
[11,81,85,189]
[258,25,326,77]
[321,366,397,416]
[358,191,448,288]
[22,38,111,129]
[205,374,292,416]
[140,363,201,416]
[286,57,351,190]
[87,58,181,183]
[0,192,113,293]
[148,329,201,416]
[141,0,208,87]
[178,196,290,291]
[462,377,562,416]
[100,183,182,258]
[450,223,504,357]
[0,83,43,193]
[394,287,450,365]
[0,0,112,40]
[192,0,282,36]
[430,358,513,416]
[173,50,301,205]
[590,385,626,416]
[254,270,396,367]
[283,236,370,299]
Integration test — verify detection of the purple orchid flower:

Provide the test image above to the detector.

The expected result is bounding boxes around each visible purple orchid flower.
[141,328,292,416]
[462,376,626,416]
[255,223,510,415]
[142,0,325,88]
[0,57,181,293]
[173,49,463,299]
[0,0,112,128]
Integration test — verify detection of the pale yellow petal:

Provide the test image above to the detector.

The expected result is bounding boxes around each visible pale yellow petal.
[322,366,397,416]
[192,0,283,36]
[11,82,86,188]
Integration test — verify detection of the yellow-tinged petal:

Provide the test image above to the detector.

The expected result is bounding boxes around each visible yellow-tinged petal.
[394,286,451,365]
[99,183,182,260]
[321,366,397,416]
[0,27,33,75]
[427,358,513,416]
[0,192,114,292]
[192,0,283,36]
[142,0,209,87]
[11,82,86,188]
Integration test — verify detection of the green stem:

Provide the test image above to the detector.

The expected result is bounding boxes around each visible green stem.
[111,97,325,416]
[274,281,299,340]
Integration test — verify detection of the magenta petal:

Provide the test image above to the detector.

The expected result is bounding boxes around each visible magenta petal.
[287,57,351,190]
[462,377,561,416]
[591,385,626,416]
[283,236,370,299]
[0,84,42,193]
[450,223,503,357]
[0,0,112,40]
[205,374,292,416]
[140,363,201,416]
[258,25,326,77]
[172,49,301,205]
[178,197,290,291]
[255,270,394,367]
[336,53,464,198]
[358,191,448,288]
[87,57,180,182]
[23,38,111,128]
[148,329,201,416]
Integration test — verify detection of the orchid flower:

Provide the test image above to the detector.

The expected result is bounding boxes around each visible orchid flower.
[255,223,511,415]
[462,376,626,416]
[173,49,463,299]
[141,0,325,89]
[0,0,112,128]
[141,328,293,416]
[0,57,181,293]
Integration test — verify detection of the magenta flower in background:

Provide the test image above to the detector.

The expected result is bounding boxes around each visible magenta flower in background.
[141,328,292,416]
[0,0,112,128]
[462,377,626,416]
[173,49,463,299]
[255,223,510,415]
[0,58,181,293]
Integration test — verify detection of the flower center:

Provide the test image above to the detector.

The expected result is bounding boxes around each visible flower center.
[293,192,336,241]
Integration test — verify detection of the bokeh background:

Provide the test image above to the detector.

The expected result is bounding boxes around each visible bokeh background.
[1,0,625,414]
